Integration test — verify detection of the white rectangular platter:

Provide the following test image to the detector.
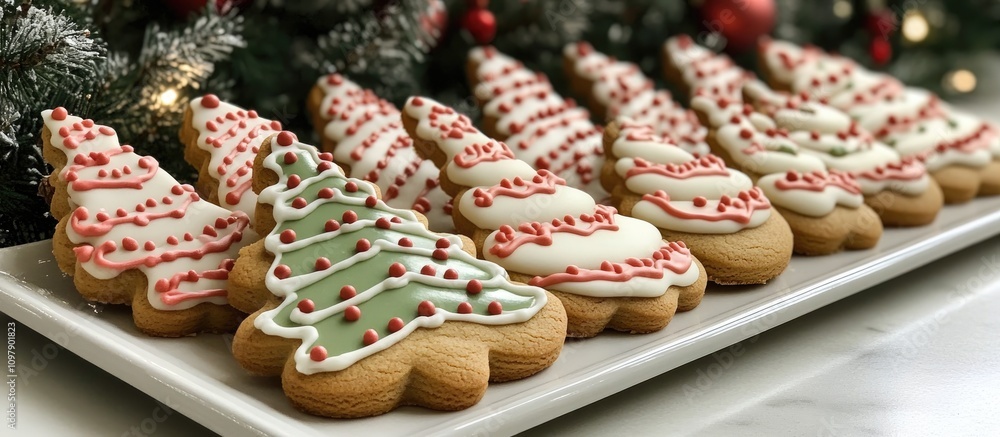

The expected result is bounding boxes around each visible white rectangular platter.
[2,193,1000,436]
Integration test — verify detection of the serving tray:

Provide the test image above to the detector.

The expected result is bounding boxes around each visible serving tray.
[2,193,999,436]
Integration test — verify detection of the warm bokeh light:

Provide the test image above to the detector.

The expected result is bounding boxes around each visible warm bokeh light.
[158,89,179,106]
[902,12,929,43]
[946,69,977,93]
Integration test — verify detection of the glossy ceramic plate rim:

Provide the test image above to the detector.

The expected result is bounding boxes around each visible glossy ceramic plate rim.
[2,202,1000,436]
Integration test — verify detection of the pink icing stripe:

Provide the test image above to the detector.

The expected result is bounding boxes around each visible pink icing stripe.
[641,188,771,224]
[854,158,925,182]
[88,215,249,270]
[70,193,198,237]
[63,146,159,191]
[489,206,619,258]
[155,261,233,305]
[775,170,862,195]
[472,170,565,207]
[453,141,517,168]
[529,242,693,288]
[624,155,729,180]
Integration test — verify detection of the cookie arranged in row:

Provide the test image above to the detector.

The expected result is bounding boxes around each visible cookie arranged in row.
[228,131,567,418]
[306,74,454,231]
[42,108,252,336]
[757,38,1000,203]
[662,35,885,255]
[466,46,606,198]
[402,96,707,337]
[562,42,792,284]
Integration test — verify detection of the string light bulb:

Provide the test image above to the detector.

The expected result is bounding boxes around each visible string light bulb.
[902,11,929,43]
[159,89,179,106]
[945,69,977,93]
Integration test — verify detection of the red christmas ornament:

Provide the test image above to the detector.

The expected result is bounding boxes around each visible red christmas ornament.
[420,0,448,47]
[869,38,892,65]
[699,0,776,52]
[463,0,497,45]
[866,9,898,39]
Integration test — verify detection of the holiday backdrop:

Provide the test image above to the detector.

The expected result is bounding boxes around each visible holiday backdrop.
[2,0,998,246]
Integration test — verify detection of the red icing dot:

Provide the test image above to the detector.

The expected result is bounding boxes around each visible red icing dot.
[365,196,378,207]
[122,237,139,251]
[387,317,405,333]
[340,285,357,300]
[315,257,332,270]
[279,230,296,244]
[417,300,436,317]
[167,236,178,245]
[200,94,220,108]
[388,262,406,277]
[457,302,474,314]
[739,129,753,139]
[355,238,371,252]
[309,346,327,361]
[344,305,361,322]
[693,196,708,207]
[435,238,451,249]
[317,161,334,172]
[375,217,391,229]
[287,174,301,189]
[488,301,503,315]
[363,329,379,346]
[466,280,483,294]
[225,192,241,205]
[318,187,334,199]
[432,249,449,260]
[297,299,315,313]
[444,269,459,280]
[421,265,437,276]
[345,181,359,192]
[324,219,341,232]
[283,151,298,164]
[144,241,155,251]
[398,238,413,247]
[292,197,308,209]
[51,107,67,121]
[411,97,424,106]
[276,131,295,147]
[786,171,799,181]
[342,210,358,223]
[274,265,292,279]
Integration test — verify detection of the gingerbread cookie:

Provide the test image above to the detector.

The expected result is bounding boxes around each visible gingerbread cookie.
[689,96,883,255]
[180,94,283,220]
[41,108,251,336]
[465,46,606,198]
[560,43,791,284]
[662,35,750,101]
[306,74,454,231]
[402,96,707,337]
[742,80,944,226]
[562,41,711,157]
[228,131,566,418]
[757,38,1000,203]
[599,121,792,284]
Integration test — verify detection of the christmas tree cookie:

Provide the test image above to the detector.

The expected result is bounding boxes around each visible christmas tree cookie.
[757,38,1000,203]
[742,80,944,226]
[561,42,792,283]
[465,46,607,198]
[563,41,710,157]
[306,74,454,231]
[402,96,707,337]
[180,94,283,220]
[41,108,252,336]
[228,132,566,418]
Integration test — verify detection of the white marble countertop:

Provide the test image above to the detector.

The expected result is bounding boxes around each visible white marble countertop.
[2,234,998,436]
